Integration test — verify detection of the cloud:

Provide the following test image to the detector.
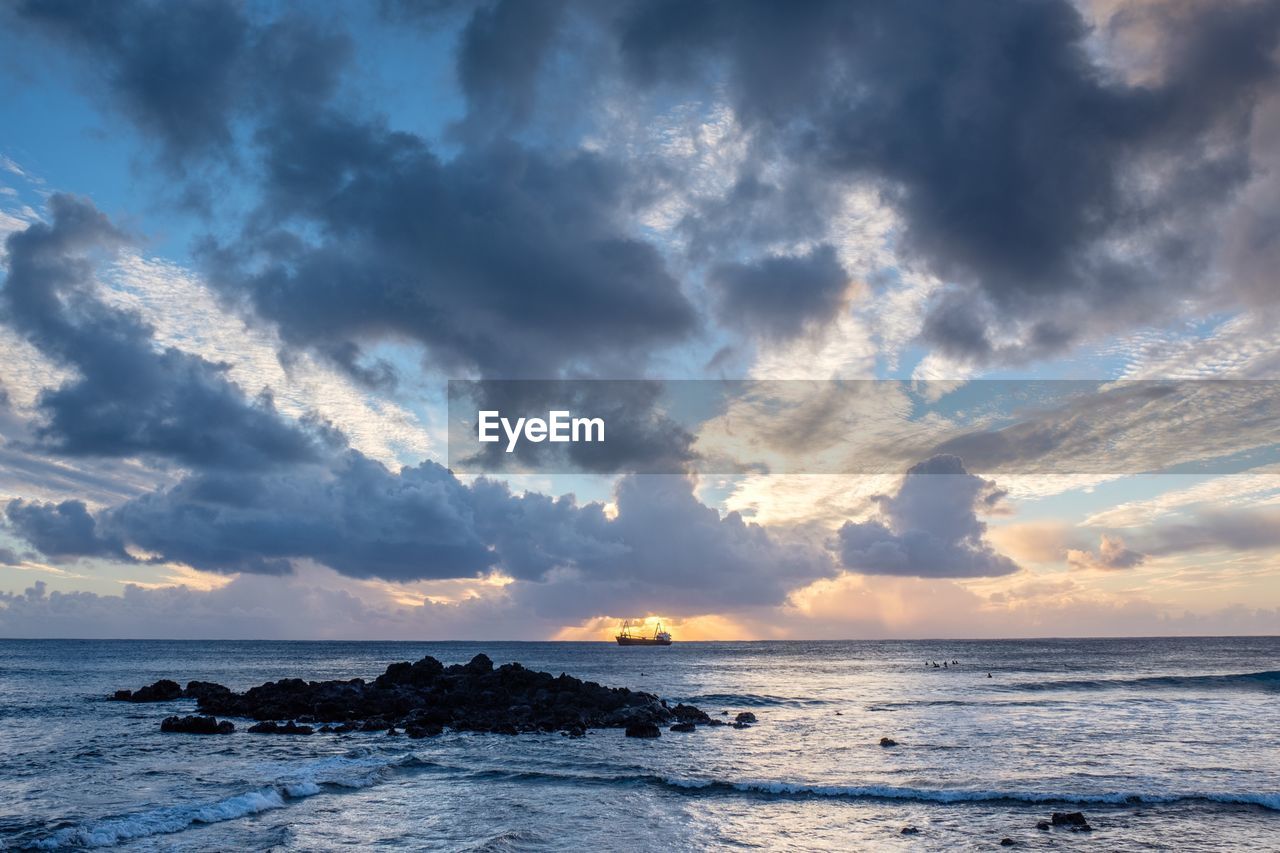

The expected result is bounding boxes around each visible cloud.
[511,473,836,618]
[104,453,498,578]
[0,571,535,640]
[1067,534,1146,571]
[4,499,131,561]
[709,245,850,341]
[612,0,1280,363]
[13,1,700,381]
[452,0,567,139]
[834,454,1019,578]
[1146,506,1280,555]
[14,0,350,166]
[0,195,335,469]
[201,130,698,380]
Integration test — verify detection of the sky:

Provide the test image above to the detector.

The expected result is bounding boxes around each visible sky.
[1,0,1279,640]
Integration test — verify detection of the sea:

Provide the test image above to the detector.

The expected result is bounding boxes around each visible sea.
[1,637,1278,851]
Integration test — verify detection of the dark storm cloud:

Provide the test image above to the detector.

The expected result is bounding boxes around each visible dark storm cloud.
[453,0,567,138]
[12,0,699,381]
[835,455,1019,578]
[106,454,497,578]
[0,195,332,469]
[10,455,831,601]
[14,0,350,165]
[5,498,132,561]
[202,127,697,380]
[709,245,849,341]
[613,0,1280,360]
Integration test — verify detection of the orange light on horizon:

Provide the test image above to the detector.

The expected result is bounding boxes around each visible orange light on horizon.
[552,612,755,641]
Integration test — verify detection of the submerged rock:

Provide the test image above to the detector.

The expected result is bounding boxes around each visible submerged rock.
[247,720,314,735]
[900,826,920,835]
[405,722,443,739]
[1050,812,1091,831]
[120,653,708,738]
[160,715,234,734]
[1000,839,1016,846]
[669,721,696,732]
[625,721,661,738]
[734,712,757,724]
[879,737,898,747]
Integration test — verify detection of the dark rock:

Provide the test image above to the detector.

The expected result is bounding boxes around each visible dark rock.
[671,703,712,724]
[1050,812,1091,831]
[386,727,399,736]
[464,653,493,674]
[735,712,757,724]
[405,722,443,739]
[118,679,182,702]
[731,721,751,729]
[1035,821,1050,831]
[669,721,696,732]
[625,722,661,738]
[900,826,919,835]
[247,720,314,735]
[183,681,232,704]
[880,737,898,747]
[160,715,234,734]
[1000,839,1016,847]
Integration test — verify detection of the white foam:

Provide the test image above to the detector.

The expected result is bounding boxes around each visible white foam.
[28,752,428,848]
[32,789,288,849]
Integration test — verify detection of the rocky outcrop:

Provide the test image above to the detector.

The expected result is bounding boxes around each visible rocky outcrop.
[625,721,661,738]
[734,712,757,724]
[879,737,898,747]
[160,715,234,734]
[116,654,715,737]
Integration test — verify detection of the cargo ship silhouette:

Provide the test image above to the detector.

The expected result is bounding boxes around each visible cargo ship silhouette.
[615,619,672,646]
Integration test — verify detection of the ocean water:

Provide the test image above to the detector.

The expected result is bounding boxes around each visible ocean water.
[1,637,1278,851]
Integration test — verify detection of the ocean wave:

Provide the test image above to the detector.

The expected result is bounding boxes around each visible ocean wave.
[23,752,435,850]
[654,778,1280,811]
[1005,670,1280,693]
[27,789,291,850]
[456,765,1280,813]
[674,693,830,707]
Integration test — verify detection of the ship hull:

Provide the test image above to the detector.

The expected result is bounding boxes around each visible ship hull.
[615,637,672,646]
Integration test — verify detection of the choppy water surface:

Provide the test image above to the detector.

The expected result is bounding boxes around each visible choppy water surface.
[2,637,1278,851]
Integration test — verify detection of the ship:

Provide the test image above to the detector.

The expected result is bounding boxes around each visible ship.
[615,619,672,646]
